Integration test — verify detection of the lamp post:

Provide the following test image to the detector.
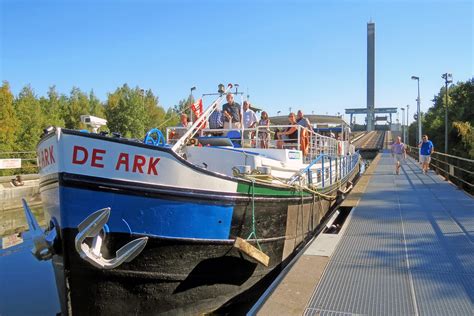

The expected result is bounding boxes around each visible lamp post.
[189,86,196,123]
[411,76,421,145]
[441,73,453,153]
[401,108,405,143]
[406,105,409,146]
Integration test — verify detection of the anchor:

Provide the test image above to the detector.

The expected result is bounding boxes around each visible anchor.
[74,207,148,269]
[22,198,57,260]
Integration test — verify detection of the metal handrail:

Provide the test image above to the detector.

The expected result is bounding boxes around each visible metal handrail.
[288,154,325,185]
[165,124,348,162]
[406,145,474,192]
[0,151,37,155]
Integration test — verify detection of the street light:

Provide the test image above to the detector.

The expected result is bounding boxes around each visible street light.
[411,76,422,145]
[406,105,409,145]
[401,108,405,143]
[189,86,196,122]
[441,73,453,153]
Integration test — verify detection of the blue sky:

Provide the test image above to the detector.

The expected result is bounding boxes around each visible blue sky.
[1,0,472,125]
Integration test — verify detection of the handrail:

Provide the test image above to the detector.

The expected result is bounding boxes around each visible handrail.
[407,145,474,163]
[406,145,474,193]
[166,124,348,161]
[288,154,325,185]
[0,151,37,155]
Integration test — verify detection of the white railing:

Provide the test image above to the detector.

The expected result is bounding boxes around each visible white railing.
[166,124,351,162]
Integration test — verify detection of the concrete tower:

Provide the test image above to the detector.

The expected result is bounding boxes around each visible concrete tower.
[366,22,375,131]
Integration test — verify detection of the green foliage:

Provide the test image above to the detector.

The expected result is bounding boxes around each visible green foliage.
[173,95,194,116]
[13,85,43,151]
[409,78,474,158]
[143,89,166,131]
[40,86,66,128]
[89,90,105,118]
[0,81,188,175]
[0,81,18,153]
[452,121,474,158]
[63,87,89,129]
[164,107,180,131]
[104,84,147,138]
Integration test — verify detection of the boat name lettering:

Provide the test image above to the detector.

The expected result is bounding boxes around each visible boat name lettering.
[115,153,160,175]
[72,146,160,175]
[38,145,56,168]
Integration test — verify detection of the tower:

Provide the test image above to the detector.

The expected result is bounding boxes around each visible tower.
[367,22,375,131]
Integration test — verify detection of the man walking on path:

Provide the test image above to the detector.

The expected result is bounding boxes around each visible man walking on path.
[418,134,435,174]
[391,136,407,175]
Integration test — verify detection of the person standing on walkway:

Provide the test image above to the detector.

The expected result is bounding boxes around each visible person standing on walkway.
[391,136,407,175]
[418,134,434,174]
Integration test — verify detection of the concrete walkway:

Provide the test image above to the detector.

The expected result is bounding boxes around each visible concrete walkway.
[304,152,474,315]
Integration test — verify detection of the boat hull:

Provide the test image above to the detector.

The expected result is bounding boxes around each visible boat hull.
[36,129,360,315]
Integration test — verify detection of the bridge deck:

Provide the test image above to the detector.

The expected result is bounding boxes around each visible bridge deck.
[304,152,473,315]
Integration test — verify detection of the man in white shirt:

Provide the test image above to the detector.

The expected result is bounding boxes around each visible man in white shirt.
[243,101,258,145]
[243,101,258,129]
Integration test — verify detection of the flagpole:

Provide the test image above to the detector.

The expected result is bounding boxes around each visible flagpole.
[172,84,233,152]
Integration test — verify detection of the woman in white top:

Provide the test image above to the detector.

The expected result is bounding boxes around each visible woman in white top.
[258,111,270,148]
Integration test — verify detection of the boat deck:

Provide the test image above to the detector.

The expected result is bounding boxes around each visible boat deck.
[255,152,474,315]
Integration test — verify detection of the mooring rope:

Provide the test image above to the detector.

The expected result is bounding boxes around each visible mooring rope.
[246,180,263,251]
[240,173,338,201]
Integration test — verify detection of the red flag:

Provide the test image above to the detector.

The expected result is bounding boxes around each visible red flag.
[191,99,206,129]
[191,99,203,118]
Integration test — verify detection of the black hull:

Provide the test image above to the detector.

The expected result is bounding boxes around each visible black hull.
[46,173,359,315]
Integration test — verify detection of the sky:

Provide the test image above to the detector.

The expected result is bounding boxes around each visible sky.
[1,0,473,125]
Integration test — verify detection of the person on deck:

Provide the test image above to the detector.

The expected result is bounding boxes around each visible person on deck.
[243,101,258,129]
[418,135,434,174]
[243,101,258,143]
[391,136,407,175]
[276,113,299,149]
[170,113,191,139]
[296,110,311,129]
[208,106,224,136]
[222,93,241,133]
[258,111,271,148]
[297,110,311,156]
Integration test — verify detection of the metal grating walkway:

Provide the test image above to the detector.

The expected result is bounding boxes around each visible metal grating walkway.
[304,152,474,316]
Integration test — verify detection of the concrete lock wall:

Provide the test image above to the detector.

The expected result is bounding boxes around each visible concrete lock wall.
[0,175,40,211]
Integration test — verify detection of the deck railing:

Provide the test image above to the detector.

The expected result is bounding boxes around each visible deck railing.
[290,152,360,189]
[406,145,474,194]
[166,125,354,162]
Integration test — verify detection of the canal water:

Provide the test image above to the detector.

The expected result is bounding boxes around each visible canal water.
[0,206,261,315]
[0,207,60,316]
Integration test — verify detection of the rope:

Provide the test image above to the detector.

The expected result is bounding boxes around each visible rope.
[241,173,338,201]
[246,180,262,251]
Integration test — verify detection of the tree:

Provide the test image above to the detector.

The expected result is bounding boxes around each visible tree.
[0,81,18,153]
[418,78,474,158]
[173,95,194,116]
[63,87,89,129]
[143,89,166,131]
[452,121,474,157]
[40,86,66,128]
[104,84,146,138]
[89,90,105,118]
[13,85,43,151]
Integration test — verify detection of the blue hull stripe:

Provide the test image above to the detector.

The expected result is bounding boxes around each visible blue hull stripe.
[59,187,234,239]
